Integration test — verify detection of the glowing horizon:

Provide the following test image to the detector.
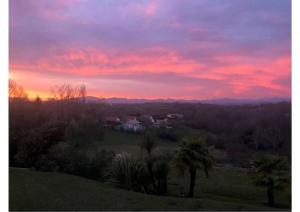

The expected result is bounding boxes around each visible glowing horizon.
[9,0,291,100]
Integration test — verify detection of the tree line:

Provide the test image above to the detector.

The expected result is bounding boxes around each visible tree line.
[8,80,291,207]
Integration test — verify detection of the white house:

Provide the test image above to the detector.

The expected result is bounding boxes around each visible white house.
[121,117,145,132]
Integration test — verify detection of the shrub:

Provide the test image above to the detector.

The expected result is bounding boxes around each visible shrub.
[67,149,114,180]
[37,143,114,180]
[156,128,180,141]
[152,156,170,194]
[65,115,103,147]
[14,121,66,167]
[110,153,152,193]
[110,152,170,195]
[14,139,46,168]
[250,155,290,207]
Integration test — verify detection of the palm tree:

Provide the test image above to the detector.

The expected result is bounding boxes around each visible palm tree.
[251,155,290,207]
[173,137,214,197]
[140,133,157,156]
[140,133,157,190]
[139,133,170,195]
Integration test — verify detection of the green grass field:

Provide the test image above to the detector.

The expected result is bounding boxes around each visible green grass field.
[96,130,290,207]
[10,168,290,211]
[9,130,291,211]
[169,167,290,207]
[98,129,177,154]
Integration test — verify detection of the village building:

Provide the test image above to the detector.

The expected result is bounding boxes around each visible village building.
[137,115,155,127]
[121,116,145,132]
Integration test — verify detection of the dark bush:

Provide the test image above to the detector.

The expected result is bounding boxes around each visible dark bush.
[110,153,152,193]
[14,121,66,167]
[152,155,170,194]
[35,142,114,180]
[156,128,180,141]
[110,152,170,195]
[66,150,114,180]
[65,115,103,147]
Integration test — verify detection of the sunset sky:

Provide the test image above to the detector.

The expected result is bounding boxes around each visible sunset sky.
[9,0,291,100]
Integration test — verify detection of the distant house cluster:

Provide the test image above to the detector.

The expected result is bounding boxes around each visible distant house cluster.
[121,117,144,132]
[103,113,184,133]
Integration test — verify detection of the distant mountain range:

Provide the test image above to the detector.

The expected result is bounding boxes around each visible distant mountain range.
[85,96,290,105]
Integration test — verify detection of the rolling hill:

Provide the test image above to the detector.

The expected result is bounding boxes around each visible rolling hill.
[85,96,290,105]
[10,168,283,211]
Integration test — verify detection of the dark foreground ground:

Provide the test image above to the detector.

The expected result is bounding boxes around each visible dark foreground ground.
[9,168,290,211]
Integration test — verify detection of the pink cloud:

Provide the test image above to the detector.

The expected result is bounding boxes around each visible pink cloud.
[127,0,160,18]
[9,0,291,100]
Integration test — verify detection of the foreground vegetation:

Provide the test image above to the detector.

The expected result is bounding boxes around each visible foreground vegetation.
[10,168,288,211]
[9,82,291,210]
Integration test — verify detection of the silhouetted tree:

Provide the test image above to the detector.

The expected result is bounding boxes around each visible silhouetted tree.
[9,79,28,101]
[140,133,157,190]
[34,95,42,105]
[173,137,214,197]
[250,155,290,207]
[50,83,87,121]
[51,83,86,102]
[140,133,157,155]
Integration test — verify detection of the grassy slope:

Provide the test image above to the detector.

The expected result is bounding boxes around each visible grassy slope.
[10,168,284,211]
[169,168,290,208]
[99,129,177,154]
[10,130,290,211]
[83,129,290,209]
